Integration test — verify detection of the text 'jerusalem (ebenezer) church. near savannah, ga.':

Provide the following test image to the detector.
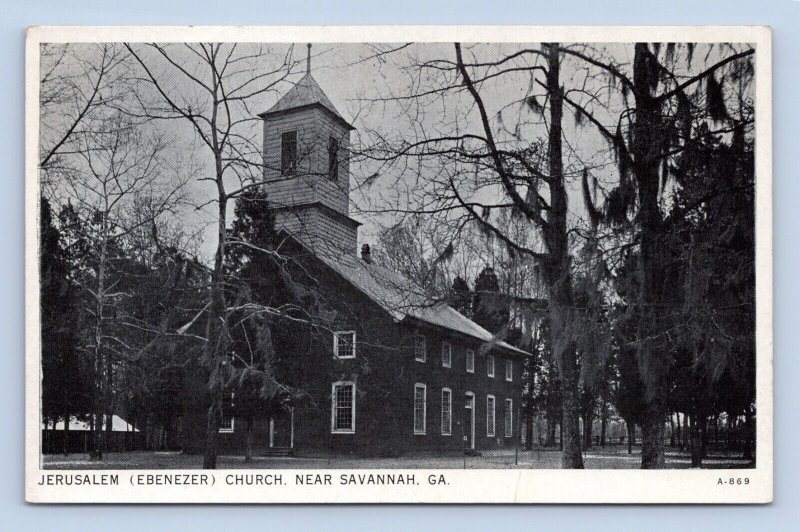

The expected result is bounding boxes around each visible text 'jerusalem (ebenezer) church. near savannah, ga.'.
[184,48,531,457]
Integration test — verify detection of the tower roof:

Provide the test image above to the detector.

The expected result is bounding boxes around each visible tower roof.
[259,73,354,129]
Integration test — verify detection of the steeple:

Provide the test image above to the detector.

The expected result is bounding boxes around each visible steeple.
[259,45,353,131]
[257,45,360,256]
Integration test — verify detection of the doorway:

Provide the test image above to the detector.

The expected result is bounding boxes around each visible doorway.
[464,392,475,451]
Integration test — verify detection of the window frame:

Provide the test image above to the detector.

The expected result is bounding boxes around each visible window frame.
[333,330,357,359]
[505,359,513,382]
[504,398,514,438]
[441,387,452,436]
[413,383,427,435]
[280,130,298,176]
[486,395,496,437]
[465,348,475,374]
[487,354,495,378]
[328,136,339,181]
[414,335,427,363]
[441,342,452,368]
[330,381,356,434]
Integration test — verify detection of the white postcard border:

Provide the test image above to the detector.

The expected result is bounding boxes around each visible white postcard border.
[24,25,773,504]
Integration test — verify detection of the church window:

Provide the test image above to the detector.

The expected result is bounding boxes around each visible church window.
[328,136,339,180]
[414,335,426,362]
[331,381,356,433]
[441,342,452,368]
[414,383,427,435]
[466,349,475,373]
[486,395,496,437]
[505,398,514,438]
[333,331,356,359]
[281,130,297,176]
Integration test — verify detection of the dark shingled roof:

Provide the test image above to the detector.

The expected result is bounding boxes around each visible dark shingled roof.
[260,73,352,128]
[315,249,531,357]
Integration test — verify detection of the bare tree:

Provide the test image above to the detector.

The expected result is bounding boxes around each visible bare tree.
[124,43,307,468]
[54,106,188,458]
[39,44,128,174]
[353,42,587,467]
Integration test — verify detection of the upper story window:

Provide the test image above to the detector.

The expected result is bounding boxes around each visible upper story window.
[333,331,356,359]
[487,354,495,378]
[441,342,452,368]
[328,136,339,181]
[414,383,427,435]
[331,381,356,434]
[281,130,297,176]
[505,359,513,382]
[414,335,426,362]
[465,349,475,373]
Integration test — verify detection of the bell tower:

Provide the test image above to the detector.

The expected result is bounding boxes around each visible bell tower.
[258,44,360,255]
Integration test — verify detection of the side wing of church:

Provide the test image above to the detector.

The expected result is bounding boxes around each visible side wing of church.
[184,53,531,458]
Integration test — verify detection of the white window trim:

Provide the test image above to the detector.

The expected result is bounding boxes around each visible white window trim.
[487,354,495,378]
[466,349,475,374]
[441,342,452,368]
[414,383,427,435]
[465,391,475,450]
[504,398,514,438]
[441,387,452,436]
[331,381,356,434]
[414,335,427,363]
[505,359,513,382]
[486,395,496,437]
[333,330,357,359]
[219,391,235,433]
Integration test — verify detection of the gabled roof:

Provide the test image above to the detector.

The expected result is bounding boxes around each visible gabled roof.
[313,248,531,357]
[259,73,353,129]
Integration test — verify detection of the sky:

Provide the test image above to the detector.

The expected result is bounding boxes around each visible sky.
[39,41,755,275]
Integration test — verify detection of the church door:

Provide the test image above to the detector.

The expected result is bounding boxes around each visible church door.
[464,392,475,451]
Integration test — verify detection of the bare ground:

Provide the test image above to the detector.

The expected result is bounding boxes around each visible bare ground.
[42,446,754,470]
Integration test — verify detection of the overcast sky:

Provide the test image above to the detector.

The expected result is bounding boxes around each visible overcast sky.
[41,41,753,269]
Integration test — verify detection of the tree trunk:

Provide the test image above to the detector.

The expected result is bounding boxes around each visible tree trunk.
[677,412,684,450]
[92,229,109,461]
[203,387,222,469]
[669,413,675,447]
[62,409,70,456]
[599,401,607,446]
[627,421,635,455]
[542,42,583,470]
[245,418,254,463]
[105,352,114,452]
[202,147,229,470]
[546,419,556,447]
[524,410,534,450]
[700,416,708,459]
[690,414,703,468]
[582,408,594,450]
[743,408,755,462]
[631,43,669,469]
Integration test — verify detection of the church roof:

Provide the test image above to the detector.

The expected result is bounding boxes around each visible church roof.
[260,73,353,129]
[315,249,531,357]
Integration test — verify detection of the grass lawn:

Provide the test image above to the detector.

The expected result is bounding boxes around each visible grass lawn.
[42,445,754,470]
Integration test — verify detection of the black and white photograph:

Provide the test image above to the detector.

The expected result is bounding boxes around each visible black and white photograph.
[26,26,771,502]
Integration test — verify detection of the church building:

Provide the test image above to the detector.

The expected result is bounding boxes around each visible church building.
[203,49,531,457]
